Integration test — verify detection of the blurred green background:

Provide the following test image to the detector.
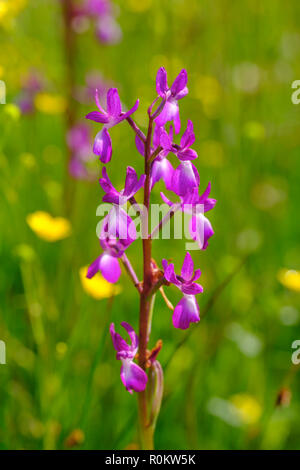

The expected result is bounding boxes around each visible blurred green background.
[0,0,300,450]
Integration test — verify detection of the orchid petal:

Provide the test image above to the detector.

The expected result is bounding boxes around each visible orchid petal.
[120,360,148,393]
[99,253,121,283]
[156,67,168,97]
[110,323,131,355]
[93,128,112,163]
[86,255,102,279]
[172,162,200,196]
[189,214,214,250]
[171,69,188,97]
[106,88,121,117]
[85,111,109,123]
[121,321,139,351]
[180,120,195,148]
[115,99,139,123]
[172,295,200,330]
[181,252,194,281]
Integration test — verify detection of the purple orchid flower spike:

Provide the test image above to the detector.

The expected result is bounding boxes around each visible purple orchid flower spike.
[100,166,145,205]
[86,88,139,163]
[155,67,188,134]
[160,120,198,161]
[162,252,202,329]
[110,322,148,393]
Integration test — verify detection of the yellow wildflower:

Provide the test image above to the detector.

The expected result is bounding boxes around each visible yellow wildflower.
[26,211,71,242]
[79,266,122,300]
[230,394,262,425]
[278,269,300,292]
[34,93,66,114]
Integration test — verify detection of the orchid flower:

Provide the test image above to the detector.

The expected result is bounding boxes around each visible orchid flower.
[155,67,188,134]
[159,120,198,161]
[110,322,148,393]
[162,252,202,329]
[99,166,145,205]
[86,88,139,162]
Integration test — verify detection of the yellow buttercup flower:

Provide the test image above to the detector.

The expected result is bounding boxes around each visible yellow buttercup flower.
[230,394,262,425]
[26,211,72,242]
[34,93,67,114]
[79,266,122,300]
[278,269,300,292]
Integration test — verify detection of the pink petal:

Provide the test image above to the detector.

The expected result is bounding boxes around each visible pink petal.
[181,252,194,281]
[156,67,168,97]
[172,296,200,330]
[120,360,148,393]
[99,253,121,283]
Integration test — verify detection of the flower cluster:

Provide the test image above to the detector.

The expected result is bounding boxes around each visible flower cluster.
[72,0,122,45]
[85,67,216,395]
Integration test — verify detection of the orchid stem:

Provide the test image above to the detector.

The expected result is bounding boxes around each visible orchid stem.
[126,116,146,143]
[137,115,155,450]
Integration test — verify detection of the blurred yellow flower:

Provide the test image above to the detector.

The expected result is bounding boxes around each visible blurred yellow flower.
[26,211,72,242]
[0,0,27,23]
[278,269,300,292]
[230,394,262,425]
[79,266,122,300]
[35,93,67,114]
